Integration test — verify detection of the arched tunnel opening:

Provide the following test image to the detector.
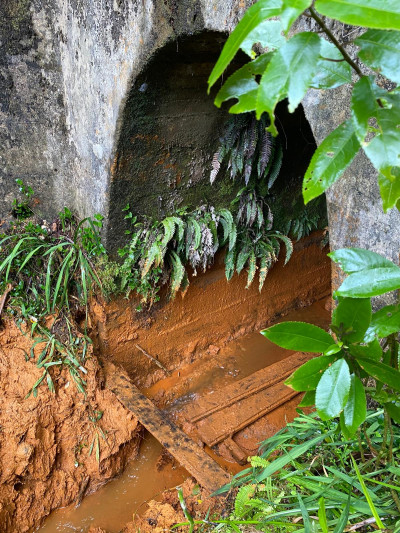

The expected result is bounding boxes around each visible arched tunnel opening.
[107,31,328,252]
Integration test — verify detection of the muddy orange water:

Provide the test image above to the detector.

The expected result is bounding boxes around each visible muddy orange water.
[38,297,330,533]
[37,434,188,533]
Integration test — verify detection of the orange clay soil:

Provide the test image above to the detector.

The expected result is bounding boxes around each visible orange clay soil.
[0,319,142,532]
[119,478,227,533]
[91,232,331,388]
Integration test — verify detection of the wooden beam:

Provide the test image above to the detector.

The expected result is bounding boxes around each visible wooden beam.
[104,362,231,494]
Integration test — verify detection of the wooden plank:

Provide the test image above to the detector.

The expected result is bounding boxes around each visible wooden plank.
[104,362,231,493]
[194,381,299,446]
[183,351,311,424]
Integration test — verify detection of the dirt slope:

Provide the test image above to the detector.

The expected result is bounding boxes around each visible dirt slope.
[0,320,142,532]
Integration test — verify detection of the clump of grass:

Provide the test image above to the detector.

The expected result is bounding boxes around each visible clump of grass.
[180,411,400,532]
[0,204,106,396]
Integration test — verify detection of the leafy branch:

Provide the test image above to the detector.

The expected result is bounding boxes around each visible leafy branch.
[208,0,400,213]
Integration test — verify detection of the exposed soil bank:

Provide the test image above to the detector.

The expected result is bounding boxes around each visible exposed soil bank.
[92,232,330,388]
[0,320,142,532]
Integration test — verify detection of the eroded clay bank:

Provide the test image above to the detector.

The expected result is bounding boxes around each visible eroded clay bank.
[0,232,330,532]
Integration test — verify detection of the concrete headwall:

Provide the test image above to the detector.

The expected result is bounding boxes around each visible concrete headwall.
[1,0,399,266]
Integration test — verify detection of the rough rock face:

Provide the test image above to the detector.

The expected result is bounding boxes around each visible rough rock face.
[0,319,142,532]
[0,0,252,239]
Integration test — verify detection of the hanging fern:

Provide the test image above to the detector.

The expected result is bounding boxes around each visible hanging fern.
[118,200,295,303]
[210,113,282,190]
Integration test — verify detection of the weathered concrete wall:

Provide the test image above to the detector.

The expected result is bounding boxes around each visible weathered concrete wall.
[0,0,250,229]
[1,1,398,268]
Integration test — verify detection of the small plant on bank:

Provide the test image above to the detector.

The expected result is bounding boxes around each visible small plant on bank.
[0,204,105,395]
[118,202,294,304]
[12,178,34,220]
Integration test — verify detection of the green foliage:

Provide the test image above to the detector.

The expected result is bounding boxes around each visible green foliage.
[262,248,400,442]
[25,322,89,398]
[210,113,282,188]
[0,199,106,396]
[182,412,400,531]
[119,202,293,302]
[209,0,400,213]
[12,179,34,220]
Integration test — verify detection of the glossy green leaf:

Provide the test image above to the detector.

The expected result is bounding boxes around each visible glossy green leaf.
[324,343,342,356]
[349,339,382,361]
[280,0,312,33]
[316,359,351,420]
[351,77,400,178]
[385,402,400,424]
[311,39,352,90]
[356,29,400,84]
[342,375,366,435]
[335,266,400,298]
[315,0,400,31]
[298,390,316,407]
[357,357,400,391]
[378,170,400,212]
[256,32,321,134]
[365,304,400,341]
[240,20,285,57]
[285,355,335,391]
[332,297,371,342]
[214,53,272,113]
[329,247,395,273]
[208,0,282,89]
[303,119,360,204]
[261,321,334,352]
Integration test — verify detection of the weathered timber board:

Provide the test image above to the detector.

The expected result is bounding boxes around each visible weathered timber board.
[183,351,311,424]
[195,381,299,446]
[104,362,231,493]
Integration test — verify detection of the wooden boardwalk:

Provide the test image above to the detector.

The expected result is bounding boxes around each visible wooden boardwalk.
[104,362,231,493]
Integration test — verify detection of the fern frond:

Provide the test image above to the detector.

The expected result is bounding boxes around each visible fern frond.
[273,234,293,265]
[258,130,273,178]
[169,251,185,296]
[246,251,257,289]
[234,484,256,519]
[161,217,176,248]
[191,218,201,250]
[225,248,236,281]
[258,255,269,292]
[236,249,251,274]
[142,240,163,278]
[267,141,283,188]
[210,152,221,184]
[257,204,264,229]
[171,216,185,242]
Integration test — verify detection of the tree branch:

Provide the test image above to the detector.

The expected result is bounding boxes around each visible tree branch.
[308,7,363,77]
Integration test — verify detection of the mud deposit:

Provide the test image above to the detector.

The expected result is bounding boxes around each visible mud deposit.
[38,434,188,533]
[0,321,142,533]
[38,298,330,533]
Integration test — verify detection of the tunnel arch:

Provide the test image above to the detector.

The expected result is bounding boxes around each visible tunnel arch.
[105,30,327,252]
